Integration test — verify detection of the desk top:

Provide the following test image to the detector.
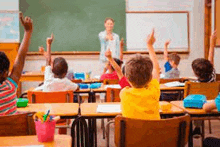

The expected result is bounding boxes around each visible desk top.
[80,102,184,117]
[18,103,79,116]
[0,135,71,147]
[170,101,219,114]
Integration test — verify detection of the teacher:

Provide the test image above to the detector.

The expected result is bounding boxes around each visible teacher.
[98,17,122,63]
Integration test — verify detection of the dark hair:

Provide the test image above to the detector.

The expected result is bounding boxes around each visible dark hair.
[52,57,68,78]
[192,58,213,80]
[104,17,114,23]
[0,52,10,74]
[110,58,123,71]
[122,66,125,75]
[168,53,181,65]
[125,54,153,88]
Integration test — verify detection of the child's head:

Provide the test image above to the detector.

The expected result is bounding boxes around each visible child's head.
[192,58,213,81]
[125,54,153,88]
[106,58,123,71]
[52,57,68,79]
[168,53,180,68]
[0,52,10,83]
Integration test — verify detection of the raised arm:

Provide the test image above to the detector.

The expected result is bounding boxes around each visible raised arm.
[119,38,124,60]
[46,33,54,65]
[164,40,170,61]
[105,48,124,79]
[9,13,33,84]
[208,30,217,65]
[146,29,160,81]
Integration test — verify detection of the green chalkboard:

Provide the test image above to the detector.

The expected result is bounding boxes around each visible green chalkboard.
[19,0,125,52]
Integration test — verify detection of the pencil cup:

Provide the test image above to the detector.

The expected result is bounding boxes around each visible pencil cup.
[35,120,56,142]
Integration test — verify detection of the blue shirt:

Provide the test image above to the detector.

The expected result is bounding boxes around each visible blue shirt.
[164,61,172,72]
[215,95,220,112]
[99,30,120,62]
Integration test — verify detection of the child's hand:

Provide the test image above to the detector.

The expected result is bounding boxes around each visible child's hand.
[210,30,217,47]
[19,12,33,32]
[146,29,156,46]
[120,38,124,47]
[39,46,48,59]
[47,33,54,45]
[105,48,112,59]
[164,40,171,48]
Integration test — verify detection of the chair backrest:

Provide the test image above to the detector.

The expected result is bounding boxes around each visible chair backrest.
[27,91,74,103]
[103,79,119,85]
[71,79,83,83]
[0,112,36,136]
[106,88,121,102]
[216,73,220,81]
[184,81,219,100]
[115,114,190,147]
[160,78,186,84]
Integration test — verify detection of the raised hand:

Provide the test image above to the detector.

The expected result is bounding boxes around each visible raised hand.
[120,38,124,48]
[105,48,112,59]
[210,30,217,47]
[164,39,171,48]
[19,12,33,32]
[47,33,54,45]
[146,29,156,46]
[38,46,48,58]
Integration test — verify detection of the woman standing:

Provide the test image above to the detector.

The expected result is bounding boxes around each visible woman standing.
[99,17,123,63]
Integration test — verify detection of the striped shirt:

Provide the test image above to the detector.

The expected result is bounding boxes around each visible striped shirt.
[0,77,17,115]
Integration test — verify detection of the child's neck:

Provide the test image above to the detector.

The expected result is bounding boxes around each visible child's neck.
[172,64,178,69]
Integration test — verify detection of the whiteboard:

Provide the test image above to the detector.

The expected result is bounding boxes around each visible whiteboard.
[126,12,189,51]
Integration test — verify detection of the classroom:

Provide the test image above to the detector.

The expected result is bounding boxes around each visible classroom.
[0,0,220,147]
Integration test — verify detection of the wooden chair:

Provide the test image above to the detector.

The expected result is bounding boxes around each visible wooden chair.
[184,81,219,100]
[184,81,220,134]
[27,91,74,134]
[216,73,220,81]
[103,79,119,85]
[115,114,190,147]
[0,112,36,136]
[71,79,83,83]
[159,78,186,84]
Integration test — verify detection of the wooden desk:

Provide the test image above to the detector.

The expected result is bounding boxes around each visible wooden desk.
[0,135,71,147]
[18,103,79,117]
[80,101,185,117]
[170,100,220,147]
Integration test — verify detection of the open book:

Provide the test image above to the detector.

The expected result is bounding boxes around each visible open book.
[164,81,185,87]
[97,104,121,113]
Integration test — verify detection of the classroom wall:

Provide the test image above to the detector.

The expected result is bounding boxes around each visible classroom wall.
[1,0,208,93]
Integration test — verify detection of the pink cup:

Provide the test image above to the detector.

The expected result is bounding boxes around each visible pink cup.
[35,120,56,142]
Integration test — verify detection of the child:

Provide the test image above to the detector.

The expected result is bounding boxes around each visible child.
[163,40,181,79]
[100,58,123,81]
[105,49,130,88]
[37,34,78,92]
[0,13,33,115]
[120,29,160,120]
[192,31,217,137]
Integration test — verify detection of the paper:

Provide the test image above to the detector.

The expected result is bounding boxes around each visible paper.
[97,104,121,113]
[104,84,121,89]
[6,145,44,147]
[164,81,185,87]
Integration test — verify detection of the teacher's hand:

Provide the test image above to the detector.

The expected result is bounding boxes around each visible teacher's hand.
[106,34,113,41]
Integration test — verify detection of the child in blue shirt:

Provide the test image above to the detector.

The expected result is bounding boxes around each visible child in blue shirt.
[163,40,181,79]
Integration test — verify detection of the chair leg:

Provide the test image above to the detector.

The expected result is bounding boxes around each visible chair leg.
[101,118,105,139]
[106,120,115,147]
[208,119,212,134]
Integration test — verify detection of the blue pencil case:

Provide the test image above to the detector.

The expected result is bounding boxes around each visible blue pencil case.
[183,94,207,109]
[79,84,89,89]
[74,72,85,80]
[90,83,102,89]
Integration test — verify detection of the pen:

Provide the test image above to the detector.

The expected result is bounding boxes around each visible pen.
[43,109,50,122]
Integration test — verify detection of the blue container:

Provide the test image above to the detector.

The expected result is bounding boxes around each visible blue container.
[79,84,89,89]
[183,94,207,109]
[90,83,102,89]
[74,72,85,80]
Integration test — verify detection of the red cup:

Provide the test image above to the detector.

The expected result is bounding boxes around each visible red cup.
[35,120,56,142]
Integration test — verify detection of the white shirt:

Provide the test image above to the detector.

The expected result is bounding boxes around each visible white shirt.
[99,30,120,62]
[35,66,78,92]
